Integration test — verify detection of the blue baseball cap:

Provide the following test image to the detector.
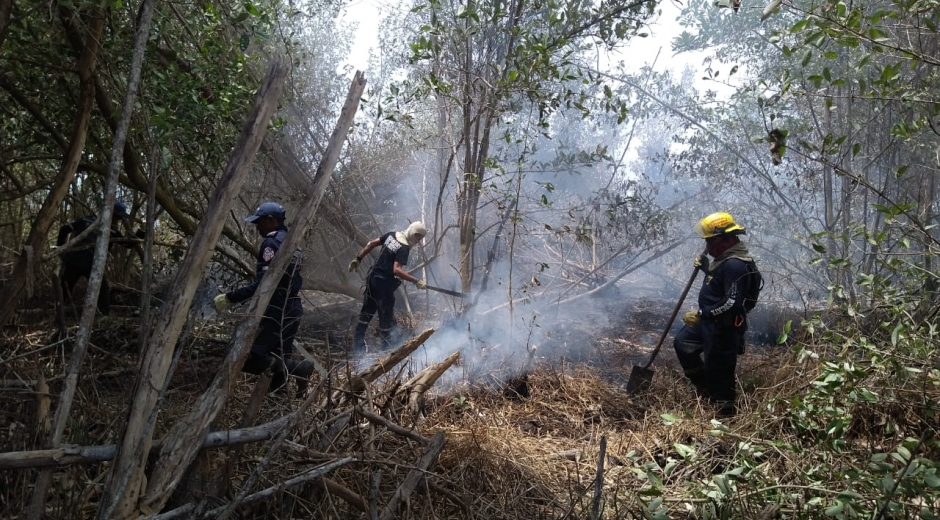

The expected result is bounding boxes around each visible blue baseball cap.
[245,202,286,223]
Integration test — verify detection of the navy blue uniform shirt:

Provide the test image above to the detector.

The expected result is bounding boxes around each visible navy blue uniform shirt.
[369,232,411,280]
[227,225,303,312]
[698,258,751,321]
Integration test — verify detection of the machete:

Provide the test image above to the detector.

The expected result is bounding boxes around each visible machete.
[425,285,466,298]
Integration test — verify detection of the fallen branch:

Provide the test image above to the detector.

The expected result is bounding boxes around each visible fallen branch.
[401,351,460,414]
[322,477,369,512]
[379,431,446,520]
[149,457,354,520]
[0,416,289,470]
[355,406,432,445]
[353,328,437,389]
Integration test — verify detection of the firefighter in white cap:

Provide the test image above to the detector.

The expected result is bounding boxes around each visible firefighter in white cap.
[348,221,429,352]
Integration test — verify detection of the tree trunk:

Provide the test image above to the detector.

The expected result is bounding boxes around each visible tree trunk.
[22,13,107,517]
[0,9,103,327]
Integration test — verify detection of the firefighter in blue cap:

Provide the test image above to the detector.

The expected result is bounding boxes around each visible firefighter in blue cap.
[212,202,313,397]
[56,201,138,315]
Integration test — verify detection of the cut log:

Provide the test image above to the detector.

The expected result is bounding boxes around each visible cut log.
[400,351,460,414]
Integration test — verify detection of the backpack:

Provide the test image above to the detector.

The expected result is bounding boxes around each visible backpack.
[743,261,763,313]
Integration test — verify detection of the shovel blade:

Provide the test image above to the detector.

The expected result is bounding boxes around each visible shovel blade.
[626,365,654,394]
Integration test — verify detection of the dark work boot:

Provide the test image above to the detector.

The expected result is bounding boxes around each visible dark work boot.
[684,369,710,399]
[293,360,315,398]
[713,399,736,418]
[351,336,365,354]
[377,328,392,350]
[352,324,367,353]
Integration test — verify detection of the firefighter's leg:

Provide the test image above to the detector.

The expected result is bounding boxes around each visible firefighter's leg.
[376,283,397,350]
[702,323,739,416]
[673,324,708,396]
[354,284,378,352]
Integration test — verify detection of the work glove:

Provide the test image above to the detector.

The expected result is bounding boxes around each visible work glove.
[415,279,428,290]
[213,293,232,313]
[682,310,701,327]
[693,254,709,271]
[348,258,361,273]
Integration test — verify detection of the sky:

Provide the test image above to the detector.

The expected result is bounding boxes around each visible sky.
[337,0,720,84]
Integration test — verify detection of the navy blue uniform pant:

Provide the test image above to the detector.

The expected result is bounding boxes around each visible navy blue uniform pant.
[242,297,302,393]
[60,250,110,315]
[353,275,398,350]
[673,319,744,408]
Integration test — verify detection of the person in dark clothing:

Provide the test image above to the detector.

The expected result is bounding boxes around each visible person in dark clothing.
[673,212,759,417]
[212,202,313,396]
[56,201,136,315]
[348,221,429,352]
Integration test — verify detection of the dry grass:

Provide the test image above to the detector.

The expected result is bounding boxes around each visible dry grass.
[3,302,936,519]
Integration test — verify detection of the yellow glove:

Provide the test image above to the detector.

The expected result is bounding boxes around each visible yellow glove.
[682,310,701,327]
[693,254,709,271]
[348,258,361,272]
[415,279,428,290]
[213,293,232,313]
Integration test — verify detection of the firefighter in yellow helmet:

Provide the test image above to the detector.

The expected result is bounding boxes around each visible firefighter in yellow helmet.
[673,212,761,417]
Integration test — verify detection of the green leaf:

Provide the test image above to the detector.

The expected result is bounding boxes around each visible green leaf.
[660,414,683,425]
[674,443,696,460]
[790,20,809,33]
[801,51,813,67]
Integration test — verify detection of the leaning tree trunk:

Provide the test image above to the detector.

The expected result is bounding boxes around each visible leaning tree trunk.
[20,8,106,520]
[96,62,289,520]
[135,71,367,517]
[0,0,11,51]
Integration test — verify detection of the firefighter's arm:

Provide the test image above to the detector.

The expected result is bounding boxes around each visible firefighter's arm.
[393,261,420,284]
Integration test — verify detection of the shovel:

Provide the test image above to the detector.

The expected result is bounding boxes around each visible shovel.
[626,258,704,394]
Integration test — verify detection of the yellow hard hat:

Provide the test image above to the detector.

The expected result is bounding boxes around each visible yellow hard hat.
[694,212,746,239]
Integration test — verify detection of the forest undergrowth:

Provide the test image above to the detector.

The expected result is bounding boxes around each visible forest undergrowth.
[1,300,938,519]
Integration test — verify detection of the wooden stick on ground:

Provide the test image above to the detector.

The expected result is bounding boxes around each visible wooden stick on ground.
[0,417,290,471]
[355,407,432,445]
[379,431,446,520]
[352,328,437,389]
